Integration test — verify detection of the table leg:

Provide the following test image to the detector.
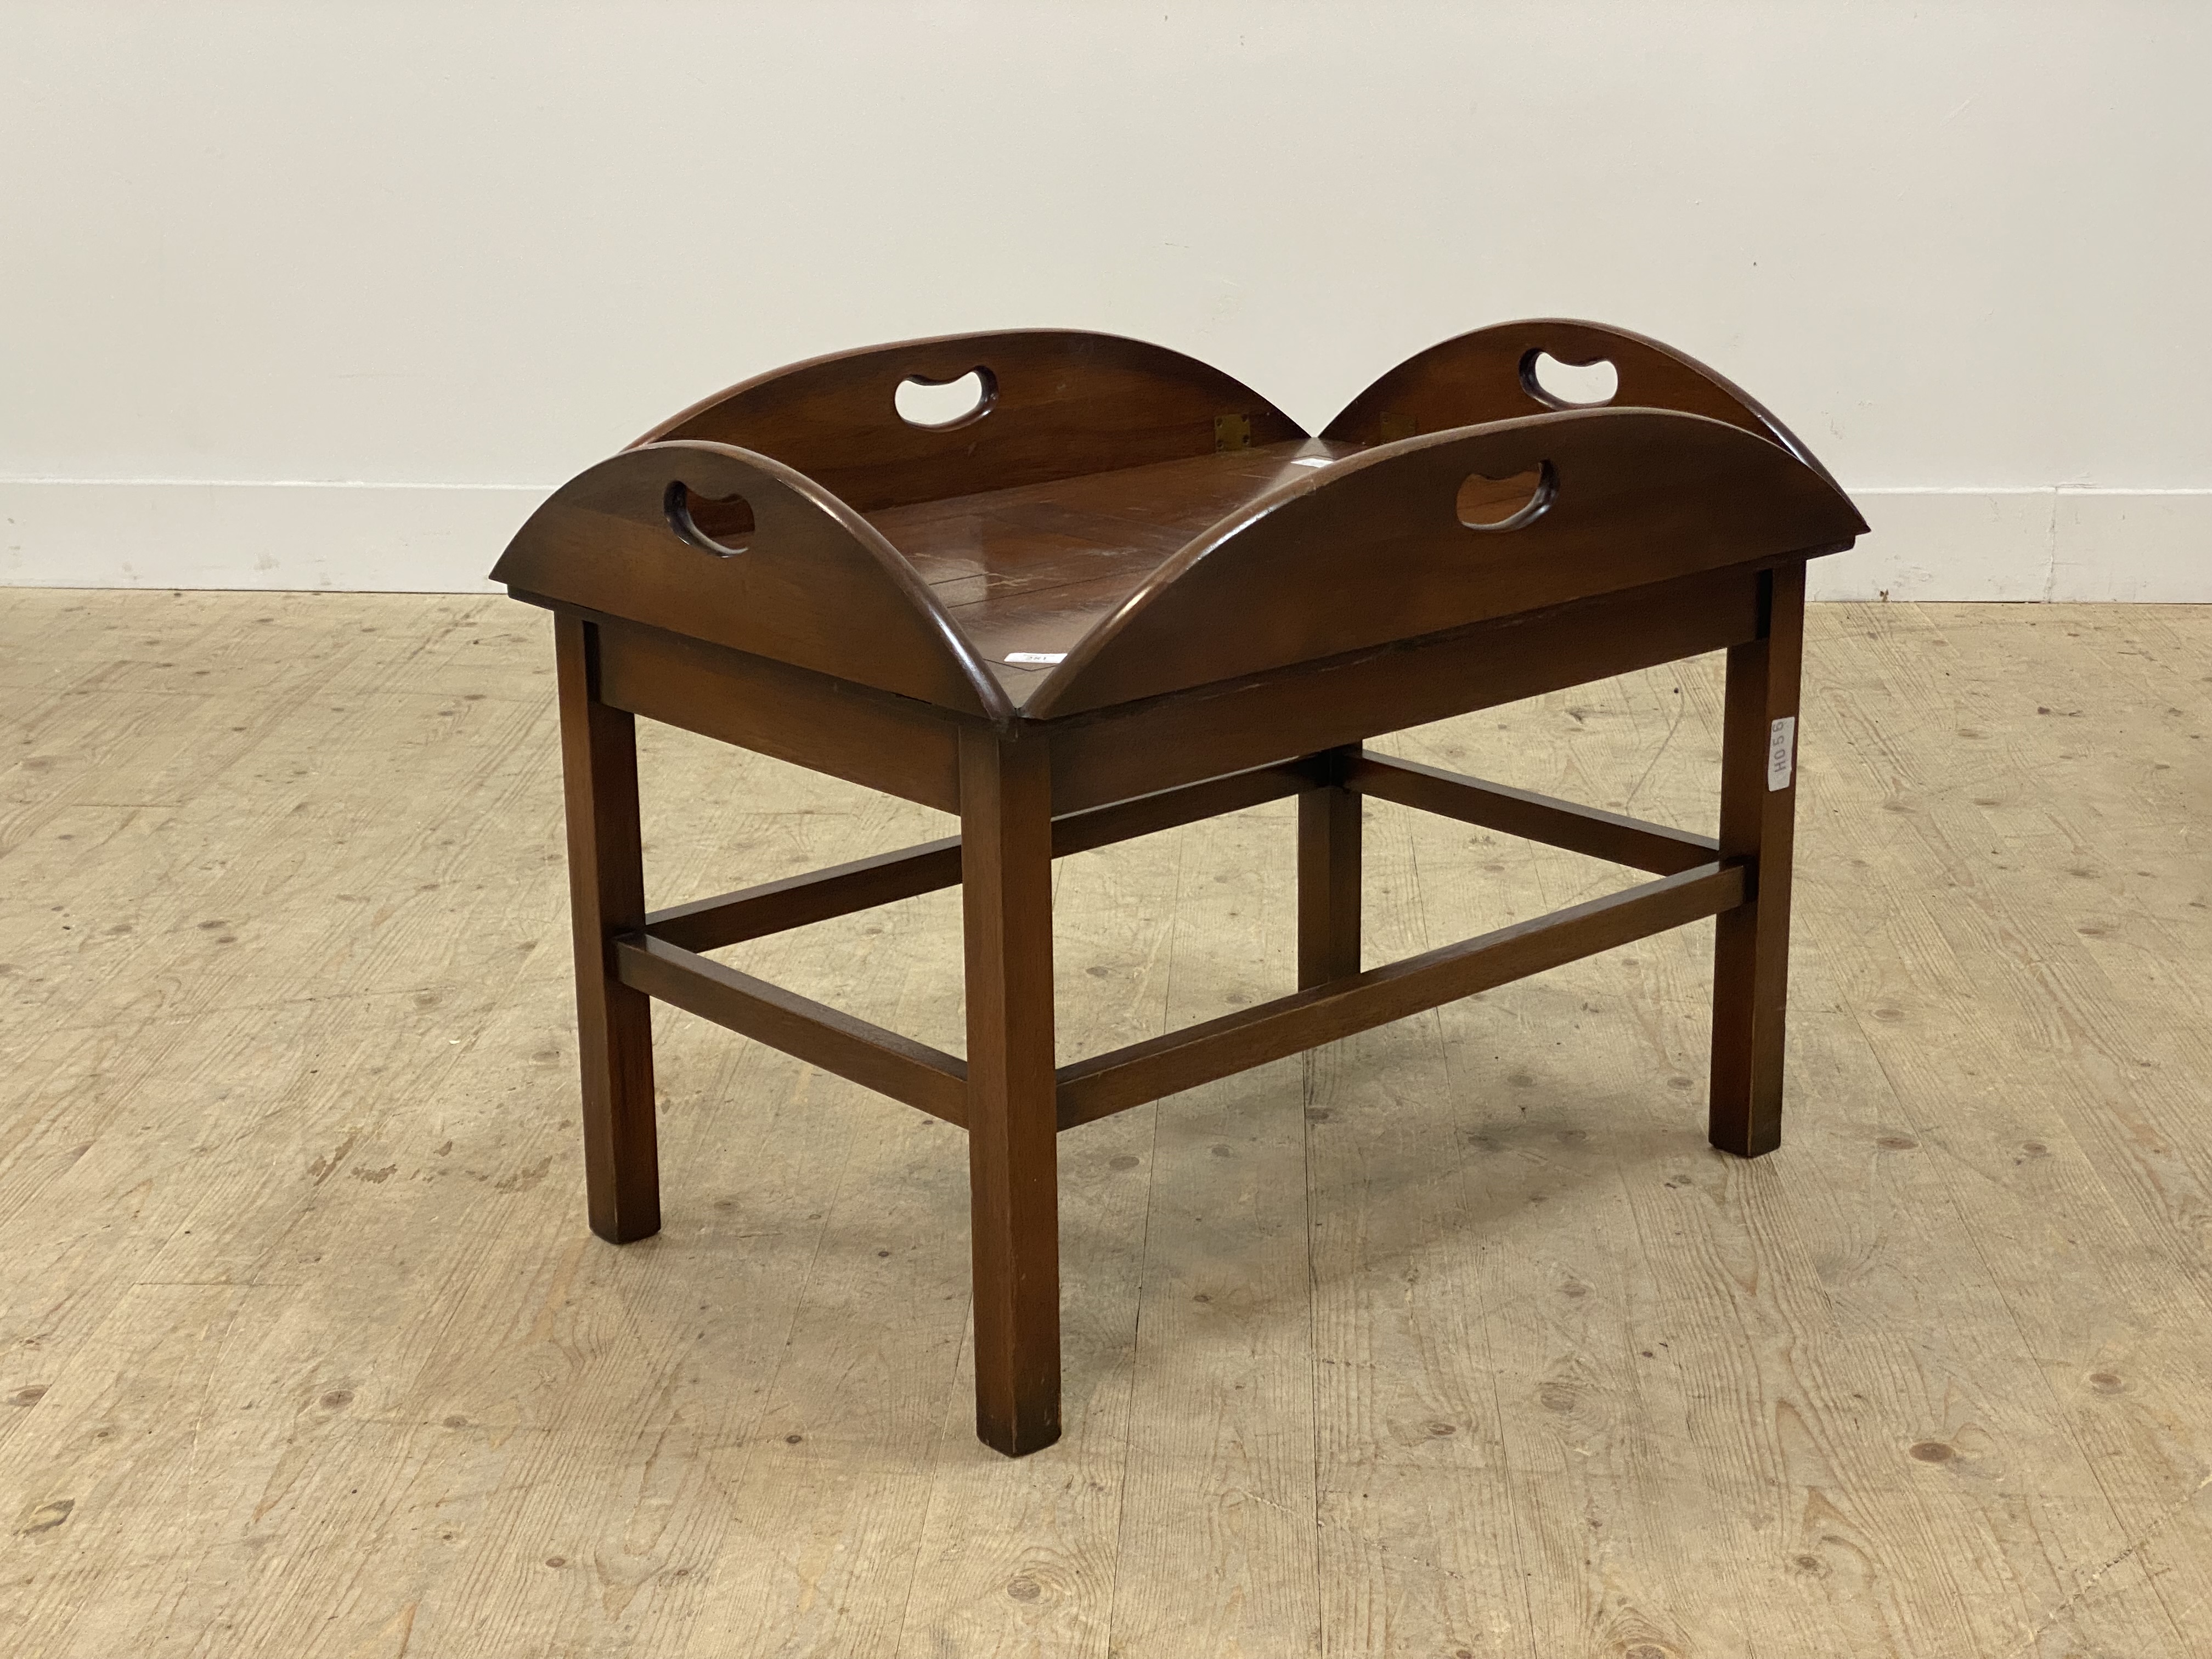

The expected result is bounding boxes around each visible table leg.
[555,615,661,1243]
[1710,562,1806,1158]
[1298,743,1363,990]
[959,728,1062,1456]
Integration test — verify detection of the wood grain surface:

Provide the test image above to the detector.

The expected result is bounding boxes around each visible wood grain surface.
[636,329,1306,515]
[1024,410,1858,719]
[2,592,2208,1658]
[1320,317,1849,494]
[494,442,1009,719]
[505,413,1853,723]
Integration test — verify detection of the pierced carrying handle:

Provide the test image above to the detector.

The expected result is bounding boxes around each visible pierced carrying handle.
[1454,461,1556,532]
[664,478,755,557]
[890,364,999,431]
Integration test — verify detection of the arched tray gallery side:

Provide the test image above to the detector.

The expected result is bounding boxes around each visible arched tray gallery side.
[1025,408,1866,719]
[635,330,1306,514]
[490,440,1008,719]
[1323,318,1844,493]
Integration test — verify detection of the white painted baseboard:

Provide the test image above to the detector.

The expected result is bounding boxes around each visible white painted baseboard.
[1817,488,2209,602]
[1,480,2205,600]
[0,480,534,594]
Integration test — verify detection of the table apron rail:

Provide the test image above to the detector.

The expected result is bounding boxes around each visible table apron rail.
[1056,859,1746,1129]
[645,759,1312,953]
[1349,753,1718,874]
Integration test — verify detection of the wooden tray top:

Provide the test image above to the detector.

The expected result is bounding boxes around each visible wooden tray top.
[871,439,1363,708]
[492,323,1863,724]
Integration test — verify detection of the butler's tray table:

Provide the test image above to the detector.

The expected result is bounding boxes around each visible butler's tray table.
[491,320,1865,1457]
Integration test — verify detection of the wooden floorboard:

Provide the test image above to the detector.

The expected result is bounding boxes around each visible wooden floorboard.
[0,591,2207,1658]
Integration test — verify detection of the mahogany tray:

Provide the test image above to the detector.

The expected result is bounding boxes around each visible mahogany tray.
[492,320,1865,1457]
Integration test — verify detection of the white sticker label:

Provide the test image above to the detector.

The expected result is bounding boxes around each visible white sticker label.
[1005,652,1066,665]
[1766,715,1797,791]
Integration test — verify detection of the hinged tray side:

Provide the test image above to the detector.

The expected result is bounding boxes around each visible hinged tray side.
[1325,318,1847,494]
[1024,407,1863,719]
[492,439,1010,720]
[635,329,1305,513]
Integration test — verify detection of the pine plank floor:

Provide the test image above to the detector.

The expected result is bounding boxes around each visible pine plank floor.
[1,592,2206,1658]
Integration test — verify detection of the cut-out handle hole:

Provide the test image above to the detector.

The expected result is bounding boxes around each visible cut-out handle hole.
[895,366,997,430]
[665,481,754,557]
[1457,463,1554,531]
[1523,351,1618,408]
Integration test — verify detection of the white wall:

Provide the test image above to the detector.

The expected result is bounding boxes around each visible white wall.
[2,1,2206,599]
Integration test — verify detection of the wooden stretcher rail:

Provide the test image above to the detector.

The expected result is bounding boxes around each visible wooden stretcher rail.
[631,758,1734,1141]
[646,760,1312,953]
[1349,753,1718,874]
[1054,859,1746,1129]
[647,837,963,952]
[613,934,970,1126]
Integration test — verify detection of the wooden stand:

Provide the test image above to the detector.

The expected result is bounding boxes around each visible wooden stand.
[494,320,1864,1457]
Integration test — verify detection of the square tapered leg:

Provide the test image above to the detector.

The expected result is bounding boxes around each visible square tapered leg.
[555,614,662,1243]
[959,727,1062,1456]
[1709,562,1805,1158]
[1297,744,1363,990]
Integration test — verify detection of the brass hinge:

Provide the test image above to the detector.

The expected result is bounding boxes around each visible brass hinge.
[1213,413,1252,452]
